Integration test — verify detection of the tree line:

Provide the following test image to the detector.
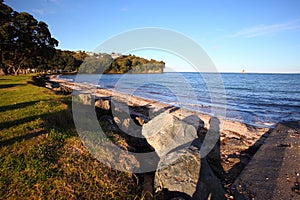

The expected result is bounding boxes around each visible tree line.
[80,54,165,74]
[0,1,164,75]
[0,1,90,75]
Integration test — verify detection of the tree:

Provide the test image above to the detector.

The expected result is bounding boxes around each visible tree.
[0,1,14,74]
[0,2,58,75]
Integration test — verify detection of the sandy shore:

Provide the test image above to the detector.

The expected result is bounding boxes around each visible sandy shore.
[50,75,269,146]
[49,75,273,176]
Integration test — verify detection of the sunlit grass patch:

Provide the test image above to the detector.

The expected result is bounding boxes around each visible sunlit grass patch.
[0,75,142,199]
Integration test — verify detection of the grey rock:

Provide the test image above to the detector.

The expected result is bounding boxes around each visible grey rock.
[113,116,121,124]
[77,93,92,105]
[59,85,72,93]
[155,147,201,197]
[121,117,143,138]
[142,113,197,158]
[110,101,144,138]
[192,157,226,199]
[143,113,225,199]
[45,81,60,89]
[135,116,145,126]
[156,146,225,199]
[95,99,110,110]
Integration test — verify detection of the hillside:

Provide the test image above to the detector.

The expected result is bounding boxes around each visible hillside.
[79,53,165,74]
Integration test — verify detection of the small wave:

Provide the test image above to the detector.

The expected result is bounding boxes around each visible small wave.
[181,103,211,108]
[57,76,74,82]
[60,73,300,127]
[255,121,276,127]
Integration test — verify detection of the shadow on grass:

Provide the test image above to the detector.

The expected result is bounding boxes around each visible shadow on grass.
[0,83,26,89]
[0,100,41,112]
[44,108,76,131]
[0,107,76,145]
[0,130,46,147]
[0,113,48,131]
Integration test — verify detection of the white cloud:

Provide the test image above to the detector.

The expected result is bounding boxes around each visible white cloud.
[230,19,300,38]
[32,8,54,15]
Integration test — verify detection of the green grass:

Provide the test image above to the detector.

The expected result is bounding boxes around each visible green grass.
[0,75,143,199]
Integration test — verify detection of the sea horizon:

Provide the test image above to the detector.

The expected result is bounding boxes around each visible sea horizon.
[59,72,300,128]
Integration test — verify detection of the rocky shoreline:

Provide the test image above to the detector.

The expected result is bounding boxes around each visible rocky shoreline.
[38,74,299,199]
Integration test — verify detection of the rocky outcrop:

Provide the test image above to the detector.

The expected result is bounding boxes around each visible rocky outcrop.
[32,74,49,86]
[142,113,225,199]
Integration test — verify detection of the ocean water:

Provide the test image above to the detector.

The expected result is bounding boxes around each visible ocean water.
[59,72,300,127]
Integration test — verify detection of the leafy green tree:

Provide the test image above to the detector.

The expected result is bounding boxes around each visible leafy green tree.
[0,1,14,74]
[0,2,58,75]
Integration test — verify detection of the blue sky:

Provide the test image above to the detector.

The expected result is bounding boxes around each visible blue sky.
[5,0,300,73]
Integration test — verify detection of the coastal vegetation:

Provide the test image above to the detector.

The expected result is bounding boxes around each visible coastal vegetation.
[0,1,58,75]
[80,53,165,74]
[0,1,164,75]
[0,75,143,199]
[0,2,163,198]
[0,1,163,198]
[0,1,87,75]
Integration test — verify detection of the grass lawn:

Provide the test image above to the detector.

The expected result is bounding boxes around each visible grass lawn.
[0,75,142,199]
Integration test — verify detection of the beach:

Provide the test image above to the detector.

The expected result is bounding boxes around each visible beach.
[49,74,300,199]
[2,0,300,198]
[48,75,276,196]
[1,74,297,199]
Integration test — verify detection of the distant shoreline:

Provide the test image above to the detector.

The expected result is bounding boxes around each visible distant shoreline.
[57,71,300,75]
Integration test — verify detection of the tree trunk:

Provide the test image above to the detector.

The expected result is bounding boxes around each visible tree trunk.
[0,49,6,75]
[0,66,7,76]
[14,66,20,75]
